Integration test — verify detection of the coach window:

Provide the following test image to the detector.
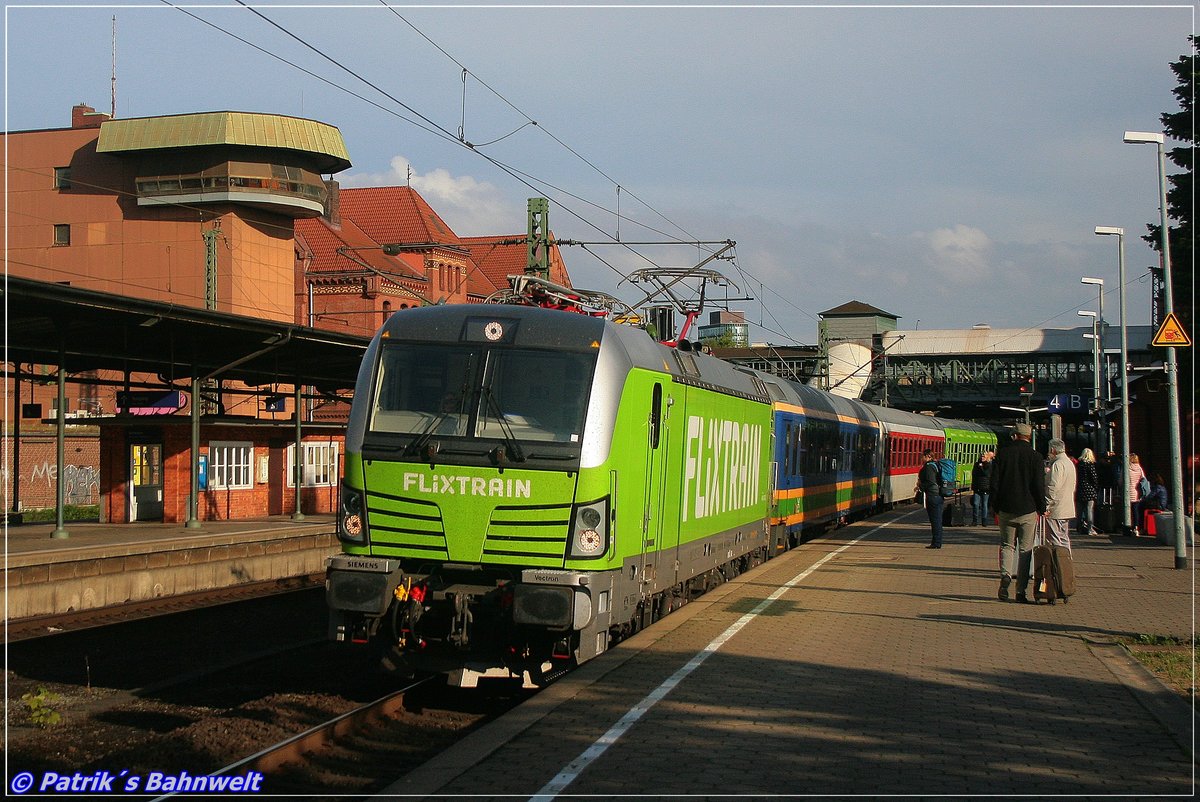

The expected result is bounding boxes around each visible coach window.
[791,422,802,476]
[53,224,70,246]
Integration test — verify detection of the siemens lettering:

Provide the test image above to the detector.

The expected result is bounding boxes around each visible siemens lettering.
[402,472,532,498]
[682,416,763,522]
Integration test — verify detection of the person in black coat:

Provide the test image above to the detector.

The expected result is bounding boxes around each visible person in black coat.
[990,423,1047,603]
[917,449,945,549]
[971,451,994,526]
[1076,448,1100,535]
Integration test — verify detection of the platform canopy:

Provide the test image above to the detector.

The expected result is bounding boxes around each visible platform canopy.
[3,276,368,391]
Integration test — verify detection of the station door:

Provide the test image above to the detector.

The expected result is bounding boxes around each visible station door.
[129,443,163,521]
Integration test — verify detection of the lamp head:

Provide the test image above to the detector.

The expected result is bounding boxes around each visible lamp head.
[1080,276,1104,286]
[1094,226,1124,237]
[1077,310,1097,318]
[1123,131,1164,145]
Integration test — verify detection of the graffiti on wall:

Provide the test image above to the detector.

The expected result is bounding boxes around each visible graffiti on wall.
[29,462,100,505]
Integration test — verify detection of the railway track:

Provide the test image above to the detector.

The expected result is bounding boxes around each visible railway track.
[7,592,531,795]
[148,677,443,798]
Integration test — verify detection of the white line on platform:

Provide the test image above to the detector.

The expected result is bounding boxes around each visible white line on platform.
[529,510,921,801]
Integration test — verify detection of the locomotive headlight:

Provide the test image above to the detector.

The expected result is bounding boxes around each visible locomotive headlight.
[569,498,609,559]
[338,484,368,544]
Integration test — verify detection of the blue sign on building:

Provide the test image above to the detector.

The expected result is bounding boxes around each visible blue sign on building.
[1047,393,1090,415]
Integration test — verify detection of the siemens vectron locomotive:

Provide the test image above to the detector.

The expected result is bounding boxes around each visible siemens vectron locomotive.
[326,305,995,686]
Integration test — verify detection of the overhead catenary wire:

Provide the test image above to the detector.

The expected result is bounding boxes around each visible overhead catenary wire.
[161,1,678,283]
[157,1,805,336]
[66,5,1110,353]
[376,0,700,244]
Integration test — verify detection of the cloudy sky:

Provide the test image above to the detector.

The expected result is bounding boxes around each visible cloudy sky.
[5,2,1190,344]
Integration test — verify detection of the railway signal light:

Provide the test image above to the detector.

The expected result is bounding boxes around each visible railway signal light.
[1019,375,1035,399]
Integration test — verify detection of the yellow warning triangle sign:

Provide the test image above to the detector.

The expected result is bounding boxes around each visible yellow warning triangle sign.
[1151,312,1192,347]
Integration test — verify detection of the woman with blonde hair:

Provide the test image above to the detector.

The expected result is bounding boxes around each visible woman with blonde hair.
[1077,448,1100,536]
[1128,453,1147,536]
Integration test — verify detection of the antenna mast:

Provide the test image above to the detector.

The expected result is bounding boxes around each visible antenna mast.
[110,16,117,118]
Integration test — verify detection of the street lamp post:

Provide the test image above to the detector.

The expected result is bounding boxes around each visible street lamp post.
[1124,131,1187,569]
[1077,309,1102,453]
[1081,275,1107,451]
[1094,227,1131,533]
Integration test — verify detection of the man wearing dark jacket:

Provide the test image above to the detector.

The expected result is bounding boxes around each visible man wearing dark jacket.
[917,449,946,549]
[991,423,1047,603]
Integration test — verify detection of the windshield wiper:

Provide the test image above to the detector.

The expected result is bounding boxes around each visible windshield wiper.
[405,410,454,459]
[480,387,526,464]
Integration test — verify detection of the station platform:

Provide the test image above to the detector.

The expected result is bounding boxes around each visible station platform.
[4,514,337,621]
[392,506,1194,798]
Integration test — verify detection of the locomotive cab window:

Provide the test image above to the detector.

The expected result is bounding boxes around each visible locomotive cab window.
[370,344,478,436]
[369,342,597,447]
[476,350,592,443]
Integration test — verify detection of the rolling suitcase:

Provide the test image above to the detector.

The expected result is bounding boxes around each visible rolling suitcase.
[950,496,966,527]
[1032,519,1061,604]
[1051,545,1075,600]
[1096,488,1116,533]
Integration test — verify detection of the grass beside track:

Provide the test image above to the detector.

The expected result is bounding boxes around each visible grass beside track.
[1121,635,1196,700]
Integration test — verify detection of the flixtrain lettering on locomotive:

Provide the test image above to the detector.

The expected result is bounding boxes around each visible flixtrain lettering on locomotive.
[325,304,996,687]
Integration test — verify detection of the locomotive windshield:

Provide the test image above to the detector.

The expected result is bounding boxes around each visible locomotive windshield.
[369,343,596,445]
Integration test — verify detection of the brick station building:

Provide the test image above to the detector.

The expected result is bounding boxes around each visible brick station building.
[3,104,572,523]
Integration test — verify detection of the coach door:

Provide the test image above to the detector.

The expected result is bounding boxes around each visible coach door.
[641,383,673,589]
[129,443,164,522]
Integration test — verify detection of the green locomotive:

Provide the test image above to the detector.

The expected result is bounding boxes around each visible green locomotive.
[328,305,773,686]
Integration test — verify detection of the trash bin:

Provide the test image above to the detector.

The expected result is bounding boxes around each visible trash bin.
[1154,512,1194,546]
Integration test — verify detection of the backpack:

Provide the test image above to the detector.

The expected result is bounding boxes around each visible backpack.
[937,458,958,497]
[1137,475,1151,499]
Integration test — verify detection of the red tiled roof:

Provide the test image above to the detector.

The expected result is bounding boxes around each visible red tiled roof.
[295,215,425,280]
[297,185,573,304]
[338,186,460,245]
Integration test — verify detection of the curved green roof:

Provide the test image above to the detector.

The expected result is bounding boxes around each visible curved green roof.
[96,111,351,173]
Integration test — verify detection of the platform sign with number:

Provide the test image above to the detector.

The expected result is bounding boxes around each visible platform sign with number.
[1048,393,1090,415]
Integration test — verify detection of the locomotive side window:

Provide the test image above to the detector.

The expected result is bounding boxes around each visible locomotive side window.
[650,383,662,449]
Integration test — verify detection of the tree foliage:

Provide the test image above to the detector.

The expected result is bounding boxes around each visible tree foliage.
[699,330,741,349]
[1146,36,1194,333]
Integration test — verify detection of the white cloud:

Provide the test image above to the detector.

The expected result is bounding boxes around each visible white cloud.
[914,224,993,282]
[340,156,518,236]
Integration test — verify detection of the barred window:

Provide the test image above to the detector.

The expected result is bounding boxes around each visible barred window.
[209,441,253,489]
[286,441,339,488]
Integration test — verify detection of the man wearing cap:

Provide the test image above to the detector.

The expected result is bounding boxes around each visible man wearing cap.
[990,423,1047,603]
